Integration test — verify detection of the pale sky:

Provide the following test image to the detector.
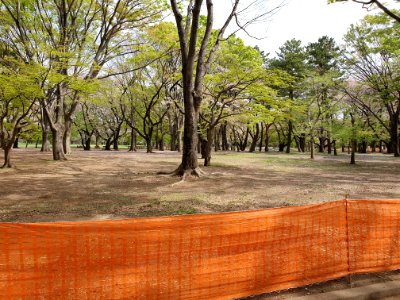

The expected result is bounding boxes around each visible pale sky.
[214,0,371,57]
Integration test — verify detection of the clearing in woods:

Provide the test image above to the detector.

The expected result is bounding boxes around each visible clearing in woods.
[1,149,400,223]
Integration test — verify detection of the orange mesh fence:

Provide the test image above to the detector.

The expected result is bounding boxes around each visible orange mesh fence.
[0,200,398,299]
[347,200,400,274]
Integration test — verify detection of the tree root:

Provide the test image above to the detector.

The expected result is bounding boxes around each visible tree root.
[158,165,208,185]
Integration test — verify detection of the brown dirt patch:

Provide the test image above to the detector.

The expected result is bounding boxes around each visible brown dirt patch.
[1,149,400,223]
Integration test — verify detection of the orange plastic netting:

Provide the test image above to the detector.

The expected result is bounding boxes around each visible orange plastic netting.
[0,200,400,299]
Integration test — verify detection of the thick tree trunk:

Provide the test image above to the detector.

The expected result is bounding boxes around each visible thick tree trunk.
[84,137,91,151]
[2,146,12,168]
[371,141,376,153]
[333,140,337,156]
[129,129,137,152]
[159,134,165,151]
[259,123,264,152]
[310,136,314,160]
[318,136,325,153]
[203,128,213,166]
[63,120,73,155]
[351,139,356,164]
[299,134,306,152]
[286,120,292,154]
[170,117,178,151]
[278,143,285,152]
[104,138,112,151]
[241,127,249,151]
[390,115,399,157]
[41,111,51,152]
[249,123,259,153]
[113,126,121,151]
[13,138,19,149]
[221,121,228,151]
[264,124,271,152]
[350,113,356,164]
[51,127,67,160]
[95,133,101,149]
[146,137,153,153]
[327,137,332,154]
[176,104,199,175]
[177,121,182,152]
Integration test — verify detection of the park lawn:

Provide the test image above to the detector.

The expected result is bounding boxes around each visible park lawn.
[0,149,400,223]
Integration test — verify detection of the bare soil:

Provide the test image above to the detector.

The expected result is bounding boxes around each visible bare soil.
[1,148,400,223]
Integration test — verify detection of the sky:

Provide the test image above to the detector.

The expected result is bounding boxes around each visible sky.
[214,0,371,57]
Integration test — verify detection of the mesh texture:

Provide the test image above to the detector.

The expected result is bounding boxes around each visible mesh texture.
[0,200,399,299]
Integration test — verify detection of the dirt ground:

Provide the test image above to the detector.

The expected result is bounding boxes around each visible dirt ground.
[242,270,400,299]
[1,148,400,223]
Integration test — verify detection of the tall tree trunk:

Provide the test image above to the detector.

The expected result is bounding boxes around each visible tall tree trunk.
[51,127,66,160]
[327,137,332,154]
[318,136,325,153]
[350,113,356,164]
[63,101,80,155]
[177,118,182,152]
[203,127,213,166]
[95,133,101,149]
[214,126,219,152]
[2,146,12,168]
[159,132,165,151]
[310,136,315,160]
[333,140,337,156]
[259,123,263,152]
[241,127,249,151]
[390,115,399,157]
[13,137,19,149]
[104,138,112,151]
[264,124,271,152]
[286,120,292,154]
[249,123,259,152]
[63,119,73,154]
[221,121,228,151]
[299,134,306,152]
[47,84,67,161]
[41,110,51,152]
[371,141,376,153]
[84,137,91,151]
[170,116,178,151]
[129,129,137,152]
[113,126,121,151]
[146,137,153,153]
[351,139,356,164]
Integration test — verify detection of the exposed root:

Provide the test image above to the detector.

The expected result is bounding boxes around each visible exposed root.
[162,165,208,186]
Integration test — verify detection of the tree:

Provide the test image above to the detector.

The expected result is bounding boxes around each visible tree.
[0,0,163,160]
[199,37,270,166]
[270,39,308,153]
[342,13,400,156]
[0,59,44,167]
[306,36,342,154]
[169,0,280,178]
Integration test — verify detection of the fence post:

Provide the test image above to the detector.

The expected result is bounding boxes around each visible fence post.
[345,195,353,287]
